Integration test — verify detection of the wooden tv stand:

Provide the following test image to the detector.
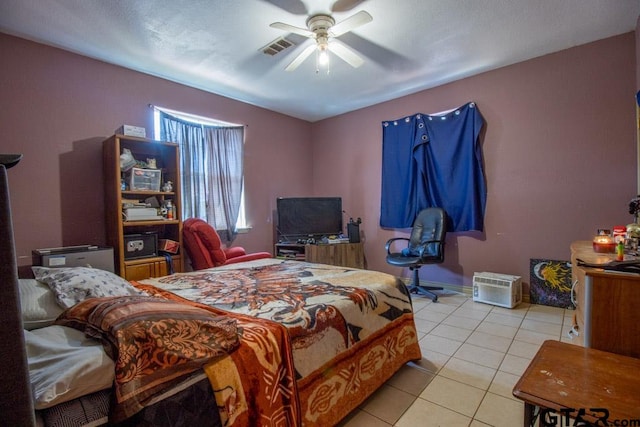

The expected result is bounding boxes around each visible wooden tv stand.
[275,242,365,269]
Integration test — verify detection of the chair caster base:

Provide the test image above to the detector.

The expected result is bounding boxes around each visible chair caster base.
[408,285,440,302]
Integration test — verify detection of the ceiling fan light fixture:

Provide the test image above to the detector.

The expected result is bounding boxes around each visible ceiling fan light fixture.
[272,10,372,72]
[318,48,329,66]
[316,44,330,74]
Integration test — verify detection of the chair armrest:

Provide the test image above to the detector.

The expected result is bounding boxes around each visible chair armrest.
[416,240,444,259]
[223,252,272,265]
[224,246,247,259]
[385,237,410,255]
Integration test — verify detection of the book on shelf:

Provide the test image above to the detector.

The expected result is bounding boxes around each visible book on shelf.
[325,237,350,244]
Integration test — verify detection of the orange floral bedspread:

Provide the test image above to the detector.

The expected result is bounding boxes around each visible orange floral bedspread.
[138,259,422,426]
[55,295,244,423]
[133,284,302,426]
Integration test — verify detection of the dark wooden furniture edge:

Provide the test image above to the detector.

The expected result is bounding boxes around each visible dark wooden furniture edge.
[513,340,640,426]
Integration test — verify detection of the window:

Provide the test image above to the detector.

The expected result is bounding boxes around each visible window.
[153,107,247,240]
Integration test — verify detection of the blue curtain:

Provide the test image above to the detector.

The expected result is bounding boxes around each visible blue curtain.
[380,102,486,232]
[381,115,420,228]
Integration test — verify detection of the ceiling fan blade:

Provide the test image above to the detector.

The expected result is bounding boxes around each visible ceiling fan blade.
[329,42,364,68]
[264,0,308,15]
[285,44,317,71]
[270,22,315,38]
[331,0,367,13]
[329,10,372,37]
[329,43,364,68]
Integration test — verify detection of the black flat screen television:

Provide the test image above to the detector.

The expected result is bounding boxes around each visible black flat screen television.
[277,197,342,240]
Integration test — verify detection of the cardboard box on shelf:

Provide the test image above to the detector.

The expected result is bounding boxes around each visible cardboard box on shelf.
[116,125,146,138]
[159,239,179,254]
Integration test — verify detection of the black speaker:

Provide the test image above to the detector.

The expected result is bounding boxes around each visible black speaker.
[347,223,360,243]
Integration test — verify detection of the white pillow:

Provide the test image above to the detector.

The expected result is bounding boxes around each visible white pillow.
[18,279,64,330]
[25,325,115,409]
[32,266,144,309]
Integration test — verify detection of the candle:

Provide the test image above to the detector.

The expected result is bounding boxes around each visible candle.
[593,235,616,253]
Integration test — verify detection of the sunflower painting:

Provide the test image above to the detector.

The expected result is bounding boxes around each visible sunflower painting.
[529,259,574,309]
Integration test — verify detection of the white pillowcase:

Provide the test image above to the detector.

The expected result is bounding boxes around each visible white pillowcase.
[25,325,115,409]
[32,266,143,309]
[18,279,64,330]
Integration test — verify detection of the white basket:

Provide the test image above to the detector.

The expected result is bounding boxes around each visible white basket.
[472,272,522,308]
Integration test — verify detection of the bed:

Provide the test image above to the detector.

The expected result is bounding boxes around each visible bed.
[0,162,422,426]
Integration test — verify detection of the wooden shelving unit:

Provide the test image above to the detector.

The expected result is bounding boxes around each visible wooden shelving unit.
[103,134,183,280]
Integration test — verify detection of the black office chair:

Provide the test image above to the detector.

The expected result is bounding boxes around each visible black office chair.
[385,207,447,302]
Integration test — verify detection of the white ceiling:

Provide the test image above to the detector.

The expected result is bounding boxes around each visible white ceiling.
[1,0,638,122]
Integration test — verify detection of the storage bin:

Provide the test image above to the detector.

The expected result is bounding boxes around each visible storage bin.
[129,167,161,191]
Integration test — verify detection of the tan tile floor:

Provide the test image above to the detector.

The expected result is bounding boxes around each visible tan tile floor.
[338,292,574,427]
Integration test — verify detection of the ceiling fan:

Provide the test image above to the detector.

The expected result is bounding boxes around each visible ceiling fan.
[270,10,372,71]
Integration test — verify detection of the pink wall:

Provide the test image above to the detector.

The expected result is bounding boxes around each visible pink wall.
[637,16,640,89]
[0,33,313,268]
[312,32,637,288]
[1,31,637,293]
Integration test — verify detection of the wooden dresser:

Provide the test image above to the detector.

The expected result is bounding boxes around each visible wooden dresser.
[569,241,640,358]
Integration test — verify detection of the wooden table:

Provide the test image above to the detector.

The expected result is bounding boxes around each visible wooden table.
[512,340,640,427]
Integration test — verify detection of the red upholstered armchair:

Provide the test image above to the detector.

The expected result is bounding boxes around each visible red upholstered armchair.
[183,218,272,270]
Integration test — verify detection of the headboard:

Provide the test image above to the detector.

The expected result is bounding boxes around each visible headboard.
[0,156,35,425]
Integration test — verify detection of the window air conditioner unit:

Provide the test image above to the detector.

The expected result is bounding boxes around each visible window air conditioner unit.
[472,272,522,308]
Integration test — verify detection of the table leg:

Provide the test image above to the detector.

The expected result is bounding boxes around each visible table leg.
[523,402,536,427]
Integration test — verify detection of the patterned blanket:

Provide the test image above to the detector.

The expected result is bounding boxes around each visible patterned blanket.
[133,284,301,426]
[139,259,422,425]
[55,296,241,423]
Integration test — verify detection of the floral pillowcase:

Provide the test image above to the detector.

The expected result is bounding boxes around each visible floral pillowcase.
[31,266,144,309]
